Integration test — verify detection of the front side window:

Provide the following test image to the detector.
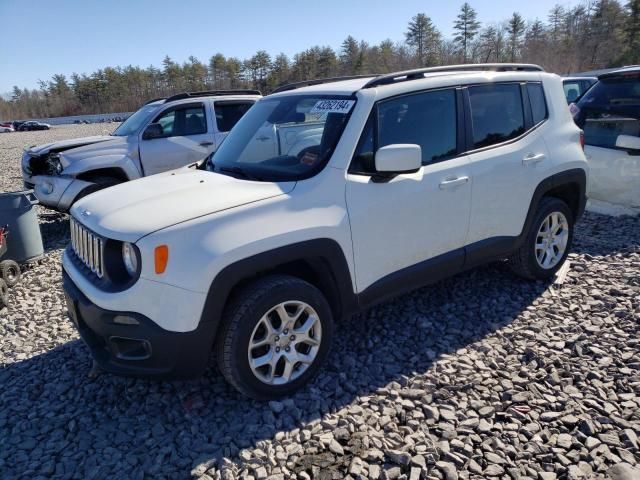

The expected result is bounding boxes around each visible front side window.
[153,104,207,137]
[215,101,254,132]
[113,103,162,136]
[350,89,457,174]
[379,89,457,165]
[469,83,525,149]
[210,95,355,181]
[575,75,640,150]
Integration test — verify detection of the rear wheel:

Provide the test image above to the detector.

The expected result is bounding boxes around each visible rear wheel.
[0,260,21,287]
[216,275,334,400]
[509,197,574,280]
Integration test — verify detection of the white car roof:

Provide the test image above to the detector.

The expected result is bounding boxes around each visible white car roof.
[269,65,550,101]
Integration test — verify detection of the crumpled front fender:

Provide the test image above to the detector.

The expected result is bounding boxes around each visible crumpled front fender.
[31,175,94,212]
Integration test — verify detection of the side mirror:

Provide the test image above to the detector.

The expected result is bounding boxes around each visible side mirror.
[615,134,640,152]
[375,144,422,176]
[142,123,163,140]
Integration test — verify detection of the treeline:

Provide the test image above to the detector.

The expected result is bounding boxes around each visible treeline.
[3,0,639,120]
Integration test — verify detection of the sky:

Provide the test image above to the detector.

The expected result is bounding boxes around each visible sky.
[0,0,580,92]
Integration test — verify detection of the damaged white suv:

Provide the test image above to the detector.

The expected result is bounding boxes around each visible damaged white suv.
[63,64,588,399]
[21,90,260,211]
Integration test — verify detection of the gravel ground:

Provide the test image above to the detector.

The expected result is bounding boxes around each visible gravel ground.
[0,126,639,480]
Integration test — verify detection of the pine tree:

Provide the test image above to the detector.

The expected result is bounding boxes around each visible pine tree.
[209,53,227,88]
[340,36,361,74]
[453,3,481,62]
[508,13,526,61]
[548,5,566,42]
[405,13,442,66]
[269,53,290,88]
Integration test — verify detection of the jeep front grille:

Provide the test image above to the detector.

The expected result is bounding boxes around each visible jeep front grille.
[70,217,104,278]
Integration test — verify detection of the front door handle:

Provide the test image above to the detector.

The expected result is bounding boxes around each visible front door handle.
[439,176,470,189]
[199,141,214,147]
[256,136,270,142]
[522,153,546,165]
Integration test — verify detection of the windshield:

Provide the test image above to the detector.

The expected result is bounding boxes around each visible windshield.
[112,103,162,136]
[209,94,356,181]
[575,75,640,149]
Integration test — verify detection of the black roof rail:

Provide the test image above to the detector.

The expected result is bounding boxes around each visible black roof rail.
[363,63,544,89]
[272,75,376,94]
[164,90,262,103]
[144,96,166,105]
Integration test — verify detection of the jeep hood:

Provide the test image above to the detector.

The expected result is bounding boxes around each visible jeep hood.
[27,135,114,155]
[71,169,295,242]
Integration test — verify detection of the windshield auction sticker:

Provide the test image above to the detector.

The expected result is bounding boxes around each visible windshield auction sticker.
[310,100,355,114]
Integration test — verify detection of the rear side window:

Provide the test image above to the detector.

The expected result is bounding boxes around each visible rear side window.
[469,84,525,149]
[215,101,254,132]
[527,83,548,125]
[378,89,457,166]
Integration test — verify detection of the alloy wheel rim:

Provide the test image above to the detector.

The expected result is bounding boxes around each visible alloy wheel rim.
[535,211,569,269]
[248,300,322,385]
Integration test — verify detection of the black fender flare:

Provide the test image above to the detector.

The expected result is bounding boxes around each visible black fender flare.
[519,168,587,244]
[199,238,356,341]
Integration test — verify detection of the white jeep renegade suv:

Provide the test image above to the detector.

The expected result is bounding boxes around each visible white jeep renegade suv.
[62,64,588,399]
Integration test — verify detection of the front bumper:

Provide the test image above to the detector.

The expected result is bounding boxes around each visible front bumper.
[21,151,93,211]
[62,270,216,379]
[27,174,93,212]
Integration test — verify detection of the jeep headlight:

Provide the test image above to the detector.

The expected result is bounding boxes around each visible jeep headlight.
[122,242,139,276]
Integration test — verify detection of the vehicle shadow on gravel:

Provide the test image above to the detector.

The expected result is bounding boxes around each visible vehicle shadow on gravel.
[2,211,636,478]
[0,260,551,479]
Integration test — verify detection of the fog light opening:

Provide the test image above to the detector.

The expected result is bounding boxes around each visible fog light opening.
[109,337,151,360]
[39,182,54,195]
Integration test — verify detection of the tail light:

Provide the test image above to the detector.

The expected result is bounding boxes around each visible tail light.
[580,130,585,150]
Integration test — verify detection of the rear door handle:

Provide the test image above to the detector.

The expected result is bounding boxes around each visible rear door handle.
[522,153,546,165]
[199,141,214,147]
[439,176,469,189]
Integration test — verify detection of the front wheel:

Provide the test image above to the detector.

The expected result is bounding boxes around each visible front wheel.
[509,197,574,280]
[216,275,334,400]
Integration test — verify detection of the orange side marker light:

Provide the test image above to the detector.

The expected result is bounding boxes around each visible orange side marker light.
[154,245,169,274]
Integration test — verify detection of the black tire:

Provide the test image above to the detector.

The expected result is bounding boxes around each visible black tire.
[0,260,21,287]
[73,176,121,205]
[216,275,334,400]
[509,196,574,280]
[0,278,8,308]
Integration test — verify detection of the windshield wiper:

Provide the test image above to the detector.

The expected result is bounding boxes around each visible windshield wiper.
[219,166,263,181]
